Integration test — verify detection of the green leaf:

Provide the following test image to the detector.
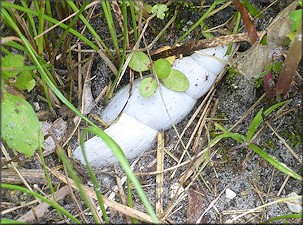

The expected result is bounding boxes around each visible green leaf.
[1,87,44,157]
[129,52,151,72]
[289,9,302,32]
[15,70,36,92]
[154,58,171,79]
[151,4,168,20]
[139,77,158,97]
[272,62,282,72]
[2,54,25,79]
[161,69,189,92]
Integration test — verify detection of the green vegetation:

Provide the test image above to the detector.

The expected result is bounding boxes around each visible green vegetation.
[210,101,302,181]
[1,1,301,224]
[129,51,190,97]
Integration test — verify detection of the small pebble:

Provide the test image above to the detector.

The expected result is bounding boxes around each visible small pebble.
[226,188,237,199]
[33,102,40,111]
[286,192,302,213]
[170,182,184,199]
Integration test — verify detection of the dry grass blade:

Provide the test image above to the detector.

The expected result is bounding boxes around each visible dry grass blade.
[225,195,302,223]
[1,144,34,193]
[50,170,154,223]
[2,168,48,185]
[114,165,132,223]
[151,32,264,60]
[196,185,228,223]
[156,132,165,216]
[265,122,302,164]
[34,1,100,40]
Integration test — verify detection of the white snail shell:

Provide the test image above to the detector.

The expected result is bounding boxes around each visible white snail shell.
[73,45,232,167]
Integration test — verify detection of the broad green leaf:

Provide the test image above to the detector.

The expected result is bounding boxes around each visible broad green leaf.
[1,87,44,157]
[139,77,158,97]
[15,70,36,92]
[161,69,189,92]
[154,58,171,79]
[2,54,25,79]
[129,52,151,72]
[249,144,302,180]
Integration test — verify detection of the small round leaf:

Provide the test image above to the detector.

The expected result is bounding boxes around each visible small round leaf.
[129,52,151,72]
[161,69,189,92]
[139,77,158,97]
[154,58,171,79]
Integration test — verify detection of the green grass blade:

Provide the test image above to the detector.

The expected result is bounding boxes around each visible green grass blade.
[211,122,246,144]
[104,0,128,102]
[37,0,45,55]
[246,101,286,142]
[177,0,226,43]
[55,1,90,51]
[0,183,81,224]
[56,147,102,223]
[3,40,26,51]
[66,1,113,59]
[129,0,138,42]
[246,108,264,142]
[263,213,302,224]
[1,46,12,55]
[263,101,287,116]
[37,138,61,218]
[249,144,302,180]
[226,11,241,55]
[80,127,110,224]
[79,126,159,223]
[44,0,56,49]
[2,2,100,53]
[100,0,121,61]
[20,1,38,37]
[127,176,139,224]
[3,9,159,222]
[0,218,28,224]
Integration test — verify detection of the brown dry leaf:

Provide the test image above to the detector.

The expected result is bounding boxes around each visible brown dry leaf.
[186,186,209,223]
[231,2,297,78]
[154,45,176,65]
[41,117,68,155]
[81,59,95,115]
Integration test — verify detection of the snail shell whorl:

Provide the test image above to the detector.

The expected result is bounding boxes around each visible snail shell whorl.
[73,45,231,167]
